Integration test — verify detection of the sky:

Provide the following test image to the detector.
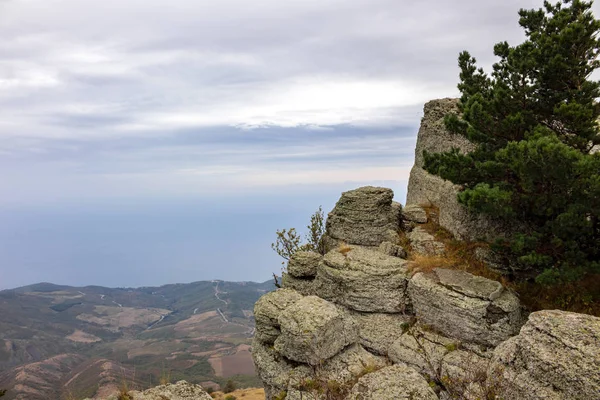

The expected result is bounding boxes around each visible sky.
[1,0,596,290]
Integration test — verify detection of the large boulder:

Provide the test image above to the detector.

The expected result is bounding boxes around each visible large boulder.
[254,289,304,344]
[406,98,513,243]
[409,269,522,346]
[274,296,358,365]
[488,310,600,400]
[323,186,401,249]
[347,364,439,400]
[314,246,411,313]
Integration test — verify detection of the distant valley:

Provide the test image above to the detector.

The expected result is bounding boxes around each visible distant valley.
[0,280,273,399]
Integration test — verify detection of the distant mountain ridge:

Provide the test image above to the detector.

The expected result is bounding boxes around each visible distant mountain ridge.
[0,279,274,399]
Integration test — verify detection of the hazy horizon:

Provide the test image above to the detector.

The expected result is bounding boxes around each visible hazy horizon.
[3,0,597,290]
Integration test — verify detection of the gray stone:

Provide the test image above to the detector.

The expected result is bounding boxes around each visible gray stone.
[324,186,401,248]
[440,350,490,400]
[288,344,389,394]
[389,325,456,379]
[378,241,408,259]
[254,288,304,344]
[281,273,316,296]
[274,296,358,365]
[347,364,439,400]
[488,310,600,400]
[406,98,516,243]
[125,381,212,400]
[435,268,503,301]
[351,312,412,355]
[403,204,428,223]
[251,337,295,399]
[408,269,522,346]
[287,251,322,278]
[407,226,445,256]
[314,246,411,313]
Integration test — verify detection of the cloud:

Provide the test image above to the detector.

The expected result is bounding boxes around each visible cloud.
[1,0,598,202]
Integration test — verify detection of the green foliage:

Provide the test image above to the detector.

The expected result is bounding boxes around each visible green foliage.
[224,396,237,400]
[0,389,5,397]
[423,0,600,283]
[272,206,326,263]
[223,379,236,394]
[306,205,326,254]
[271,228,302,262]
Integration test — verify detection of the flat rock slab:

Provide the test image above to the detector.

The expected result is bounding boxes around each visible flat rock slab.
[408,269,522,346]
[489,310,600,400]
[325,186,401,248]
[435,268,503,301]
[402,204,428,223]
[314,246,411,313]
[347,364,439,400]
[274,296,358,365]
[287,251,322,278]
[254,288,304,344]
[407,227,445,256]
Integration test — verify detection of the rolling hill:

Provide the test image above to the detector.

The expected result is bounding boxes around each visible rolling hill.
[0,279,273,399]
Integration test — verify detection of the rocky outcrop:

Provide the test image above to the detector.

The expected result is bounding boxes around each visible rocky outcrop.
[409,269,522,346]
[315,246,411,313]
[323,186,401,249]
[347,364,439,400]
[406,98,511,242]
[488,310,600,400]
[254,181,600,399]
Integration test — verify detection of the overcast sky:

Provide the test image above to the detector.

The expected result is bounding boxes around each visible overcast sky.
[1,0,595,290]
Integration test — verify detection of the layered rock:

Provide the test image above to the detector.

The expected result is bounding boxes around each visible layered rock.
[323,186,401,250]
[315,246,411,313]
[281,251,323,296]
[406,98,511,242]
[254,288,304,344]
[488,310,600,400]
[409,269,522,346]
[274,296,358,365]
[253,183,600,400]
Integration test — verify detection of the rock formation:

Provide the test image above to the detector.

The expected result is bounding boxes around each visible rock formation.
[252,99,600,399]
[86,381,213,400]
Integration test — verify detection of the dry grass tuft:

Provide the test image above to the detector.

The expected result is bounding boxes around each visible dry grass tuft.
[411,204,599,316]
[338,243,352,256]
[408,254,459,275]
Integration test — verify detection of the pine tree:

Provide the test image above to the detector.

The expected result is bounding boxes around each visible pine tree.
[424,0,600,283]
